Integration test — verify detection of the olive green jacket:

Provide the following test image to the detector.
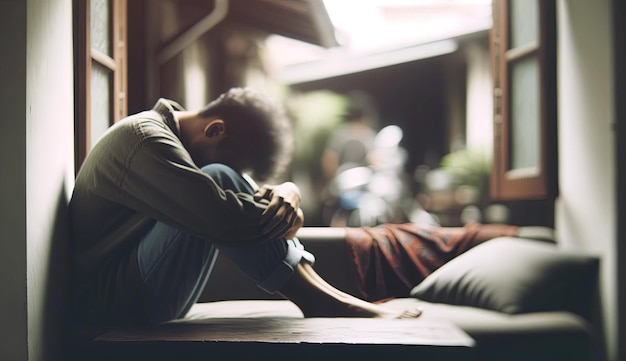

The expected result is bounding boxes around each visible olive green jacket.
[70,99,267,277]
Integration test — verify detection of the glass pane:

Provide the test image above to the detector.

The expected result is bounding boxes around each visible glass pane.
[90,62,112,148]
[90,0,111,56]
[508,0,538,49]
[509,56,540,172]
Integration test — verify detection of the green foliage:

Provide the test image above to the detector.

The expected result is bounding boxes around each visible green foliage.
[288,90,349,169]
[439,147,492,204]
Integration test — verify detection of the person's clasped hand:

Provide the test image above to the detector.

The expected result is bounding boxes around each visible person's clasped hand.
[254,182,304,240]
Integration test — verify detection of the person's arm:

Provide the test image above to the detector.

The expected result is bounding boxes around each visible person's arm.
[253,182,304,240]
[113,133,270,245]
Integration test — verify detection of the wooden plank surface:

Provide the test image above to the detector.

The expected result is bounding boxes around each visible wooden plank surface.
[96,317,475,348]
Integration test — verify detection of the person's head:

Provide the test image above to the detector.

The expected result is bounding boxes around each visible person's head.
[181,87,293,182]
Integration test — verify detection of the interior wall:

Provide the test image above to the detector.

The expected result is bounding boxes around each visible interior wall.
[0,1,28,360]
[26,0,75,360]
[555,1,616,360]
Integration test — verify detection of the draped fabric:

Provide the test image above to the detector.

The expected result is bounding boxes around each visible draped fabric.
[344,223,519,301]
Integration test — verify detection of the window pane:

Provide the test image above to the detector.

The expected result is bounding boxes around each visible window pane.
[508,0,538,49]
[90,0,111,56]
[90,62,112,147]
[509,56,540,172]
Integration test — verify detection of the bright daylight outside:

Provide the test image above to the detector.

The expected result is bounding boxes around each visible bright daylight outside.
[260,0,496,229]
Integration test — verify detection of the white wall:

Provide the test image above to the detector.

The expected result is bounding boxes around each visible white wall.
[0,0,74,360]
[26,0,75,359]
[555,1,617,360]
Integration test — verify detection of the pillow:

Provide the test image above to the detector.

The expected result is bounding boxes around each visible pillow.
[410,237,599,315]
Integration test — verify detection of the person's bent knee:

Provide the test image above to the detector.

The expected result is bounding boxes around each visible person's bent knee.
[200,163,238,177]
[200,163,255,193]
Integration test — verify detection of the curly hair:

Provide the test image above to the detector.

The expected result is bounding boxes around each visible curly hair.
[198,87,294,182]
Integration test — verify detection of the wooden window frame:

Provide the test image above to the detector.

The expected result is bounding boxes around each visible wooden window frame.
[490,0,558,201]
[76,0,127,169]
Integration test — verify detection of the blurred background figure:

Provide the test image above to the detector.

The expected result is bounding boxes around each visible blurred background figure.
[320,92,378,226]
[320,92,378,180]
[320,92,411,227]
[365,124,412,224]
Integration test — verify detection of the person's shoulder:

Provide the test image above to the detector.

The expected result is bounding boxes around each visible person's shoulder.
[113,111,171,137]
[89,112,172,156]
[124,110,164,126]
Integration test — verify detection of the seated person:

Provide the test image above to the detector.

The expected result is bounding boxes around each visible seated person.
[69,88,421,334]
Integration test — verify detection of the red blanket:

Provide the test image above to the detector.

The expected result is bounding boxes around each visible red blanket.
[345,223,519,301]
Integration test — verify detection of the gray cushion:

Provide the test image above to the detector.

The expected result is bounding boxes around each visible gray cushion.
[410,237,599,315]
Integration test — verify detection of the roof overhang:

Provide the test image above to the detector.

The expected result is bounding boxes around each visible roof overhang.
[273,28,490,85]
[228,0,338,48]
[274,39,459,85]
[157,0,339,67]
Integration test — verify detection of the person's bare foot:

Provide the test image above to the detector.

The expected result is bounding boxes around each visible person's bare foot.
[302,299,423,319]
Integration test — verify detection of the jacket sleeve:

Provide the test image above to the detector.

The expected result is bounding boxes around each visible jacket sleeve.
[115,128,269,246]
